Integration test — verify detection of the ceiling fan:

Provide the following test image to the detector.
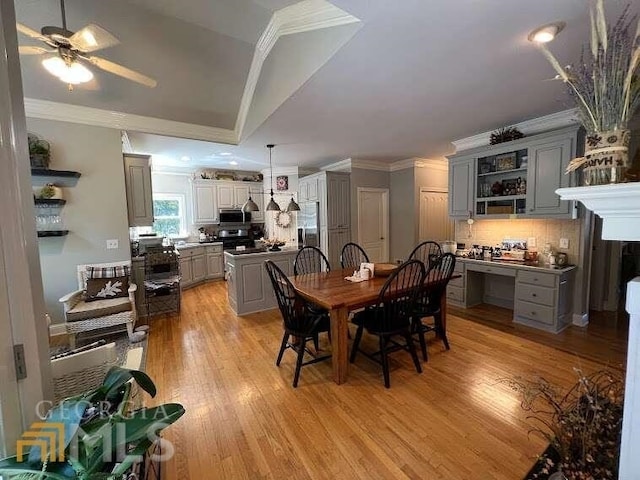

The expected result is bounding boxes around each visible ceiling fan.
[17,0,157,90]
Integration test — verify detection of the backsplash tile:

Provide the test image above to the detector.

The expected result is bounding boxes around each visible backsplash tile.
[455,218,582,262]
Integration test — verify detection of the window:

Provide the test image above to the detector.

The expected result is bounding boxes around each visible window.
[152,194,187,238]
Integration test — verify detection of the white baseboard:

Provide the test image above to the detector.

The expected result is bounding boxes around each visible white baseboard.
[572,313,589,327]
[49,323,67,337]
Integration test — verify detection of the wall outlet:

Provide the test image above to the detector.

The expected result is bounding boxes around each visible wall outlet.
[527,237,536,248]
[559,238,569,249]
[106,239,119,250]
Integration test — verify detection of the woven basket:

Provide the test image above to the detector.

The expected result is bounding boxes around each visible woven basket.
[53,360,114,403]
[374,263,398,277]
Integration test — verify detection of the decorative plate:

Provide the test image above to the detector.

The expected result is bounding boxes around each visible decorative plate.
[276,211,292,228]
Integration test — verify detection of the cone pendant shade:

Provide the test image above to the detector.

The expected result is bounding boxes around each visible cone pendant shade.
[242,196,259,212]
[286,196,300,212]
[266,193,281,212]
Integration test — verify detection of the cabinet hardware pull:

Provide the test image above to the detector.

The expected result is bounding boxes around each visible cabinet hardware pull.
[532,293,537,297]
[531,311,536,315]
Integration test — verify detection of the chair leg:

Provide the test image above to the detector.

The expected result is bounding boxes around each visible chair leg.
[415,320,428,362]
[404,332,422,374]
[350,325,364,363]
[435,312,450,350]
[292,338,306,388]
[380,335,391,388]
[276,332,289,366]
[313,333,320,352]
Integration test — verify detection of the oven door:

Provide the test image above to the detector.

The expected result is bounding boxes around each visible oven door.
[219,209,251,224]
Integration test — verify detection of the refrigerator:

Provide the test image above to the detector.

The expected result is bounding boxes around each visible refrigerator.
[298,202,320,248]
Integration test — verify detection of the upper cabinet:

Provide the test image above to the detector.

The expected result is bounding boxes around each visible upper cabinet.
[123,154,154,227]
[299,176,319,202]
[217,183,251,209]
[448,155,475,218]
[193,181,218,224]
[327,173,350,229]
[447,126,583,219]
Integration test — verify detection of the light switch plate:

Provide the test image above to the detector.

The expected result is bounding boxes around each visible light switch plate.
[559,238,569,249]
[106,239,119,249]
[527,237,536,248]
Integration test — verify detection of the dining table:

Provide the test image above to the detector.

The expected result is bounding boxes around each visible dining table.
[289,268,454,385]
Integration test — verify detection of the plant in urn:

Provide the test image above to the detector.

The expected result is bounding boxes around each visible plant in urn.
[533,1,640,185]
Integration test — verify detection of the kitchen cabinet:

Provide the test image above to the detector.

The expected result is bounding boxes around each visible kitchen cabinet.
[193,182,218,224]
[217,183,251,209]
[328,228,351,267]
[131,257,147,317]
[447,126,582,219]
[123,154,153,227]
[448,155,475,218]
[205,244,224,279]
[327,173,350,229]
[192,253,206,283]
[299,176,319,202]
[249,188,264,222]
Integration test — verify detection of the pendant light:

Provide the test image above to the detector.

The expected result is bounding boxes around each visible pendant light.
[286,195,300,212]
[241,196,259,213]
[265,144,281,212]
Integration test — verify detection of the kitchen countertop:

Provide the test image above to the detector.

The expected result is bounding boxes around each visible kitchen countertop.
[456,256,576,274]
[224,247,298,258]
[175,241,223,249]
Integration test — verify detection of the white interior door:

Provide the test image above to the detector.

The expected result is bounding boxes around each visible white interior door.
[357,188,389,263]
[419,189,454,242]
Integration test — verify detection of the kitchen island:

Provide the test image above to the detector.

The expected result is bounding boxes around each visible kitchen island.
[225,247,298,315]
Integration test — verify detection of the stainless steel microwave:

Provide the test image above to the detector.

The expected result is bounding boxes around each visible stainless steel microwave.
[219,209,251,225]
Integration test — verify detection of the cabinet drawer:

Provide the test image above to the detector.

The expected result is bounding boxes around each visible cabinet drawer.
[517,270,556,288]
[514,300,554,325]
[178,247,196,258]
[453,262,465,274]
[448,274,464,288]
[205,245,223,254]
[466,263,515,277]
[446,286,464,303]
[516,283,555,306]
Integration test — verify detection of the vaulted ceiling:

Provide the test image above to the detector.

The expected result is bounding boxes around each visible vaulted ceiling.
[16,0,639,169]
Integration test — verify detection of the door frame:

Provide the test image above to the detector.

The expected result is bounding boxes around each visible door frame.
[418,187,454,242]
[357,187,389,262]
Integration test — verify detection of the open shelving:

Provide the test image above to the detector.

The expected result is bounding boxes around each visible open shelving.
[475,148,528,216]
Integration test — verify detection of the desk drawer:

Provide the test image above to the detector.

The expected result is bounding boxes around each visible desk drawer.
[466,263,515,277]
[514,300,554,325]
[517,270,556,288]
[446,286,464,303]
[448,274,464,288]
[516,283,555,306]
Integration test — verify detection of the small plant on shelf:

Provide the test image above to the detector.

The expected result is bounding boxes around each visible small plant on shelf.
[28,134,51,169]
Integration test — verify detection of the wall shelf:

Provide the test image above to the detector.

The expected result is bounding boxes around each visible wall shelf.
[37,230,69,238]
[31,168,81,187]
[31,168,80,178]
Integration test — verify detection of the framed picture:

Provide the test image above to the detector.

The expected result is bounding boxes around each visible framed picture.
[496,153,516,171]
[276,175,288,191]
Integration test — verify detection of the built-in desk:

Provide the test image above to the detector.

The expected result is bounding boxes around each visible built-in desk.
[448,258,576,333]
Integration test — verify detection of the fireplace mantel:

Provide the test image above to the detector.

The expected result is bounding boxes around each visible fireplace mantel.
[556,183,640,240]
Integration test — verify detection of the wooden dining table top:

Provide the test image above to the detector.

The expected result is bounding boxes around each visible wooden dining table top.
[289,268,460,311]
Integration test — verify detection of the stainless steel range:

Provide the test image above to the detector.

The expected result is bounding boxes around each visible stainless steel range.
[218,228,254,250]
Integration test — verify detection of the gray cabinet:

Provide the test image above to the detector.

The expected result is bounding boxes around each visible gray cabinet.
[526,136,574,217]
[448,126,582,219]
[205,244,224,279]
[192,253,206,283]
[179,244,223,288]
[328,228,351,268]
[193,182,218,224]
[123,154,154,227]
[327,173,350,229]
[447,155,474,218]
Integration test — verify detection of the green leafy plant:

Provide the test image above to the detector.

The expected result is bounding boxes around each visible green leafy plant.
[0,366,185,480]
[506,369,623,480]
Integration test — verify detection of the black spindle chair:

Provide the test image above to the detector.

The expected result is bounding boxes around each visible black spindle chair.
[408,241,443,271]
[349,260,425,388]
[265,260,331,388]
[294,246,331,275]
[340,242,370,270]
[411,253,456,361]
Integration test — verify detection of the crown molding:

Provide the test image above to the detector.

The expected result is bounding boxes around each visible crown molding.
[351,159,390,172]
[24,98,237,144]
[321,158,352,172]
[121,131,133,153]
[234,0,359,139]
[451,109,580,152]
[387,157,447,172]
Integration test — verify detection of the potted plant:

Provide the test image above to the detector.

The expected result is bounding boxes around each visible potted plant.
[0,366,185,479]
[28,134,51,169]
[506,369,624,480]
[534,0,640,185]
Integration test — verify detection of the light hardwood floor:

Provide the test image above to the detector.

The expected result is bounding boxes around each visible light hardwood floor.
[145,281,621,479]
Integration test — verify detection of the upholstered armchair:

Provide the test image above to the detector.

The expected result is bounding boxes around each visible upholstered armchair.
[59,261,145,348]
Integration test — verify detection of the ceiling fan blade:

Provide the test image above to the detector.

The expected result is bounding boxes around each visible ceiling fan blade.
[69,24,119,52]
[16,23,48,42]
[19,45,51,55]
[86,56,157,88]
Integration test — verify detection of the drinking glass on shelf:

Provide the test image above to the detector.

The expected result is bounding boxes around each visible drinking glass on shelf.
[481,182,490,197]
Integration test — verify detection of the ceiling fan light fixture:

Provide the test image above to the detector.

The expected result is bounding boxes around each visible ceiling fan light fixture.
[528,21,565,43]
[59,62,93,84]
[42,56,67,77]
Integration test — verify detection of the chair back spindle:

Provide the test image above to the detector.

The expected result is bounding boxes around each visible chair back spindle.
[340,243,370,270]
[294,246,331,275]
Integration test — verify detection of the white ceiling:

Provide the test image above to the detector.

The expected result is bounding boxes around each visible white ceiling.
[16,0,640,169]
